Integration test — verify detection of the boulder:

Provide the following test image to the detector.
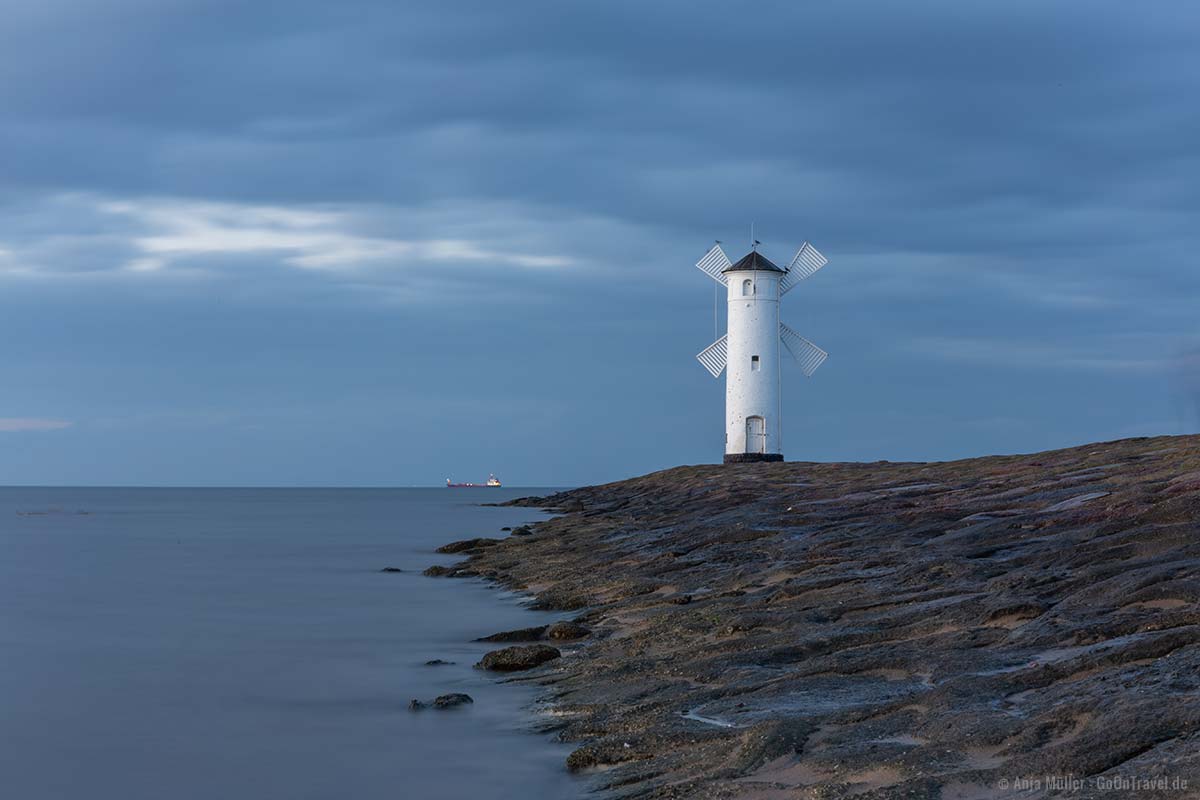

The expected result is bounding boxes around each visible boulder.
[379,567,404,573]
[510,526,533,536]
[424,659,455,666]
[476,644,561,672]
[432,693,474,709]
[408,693,474,710]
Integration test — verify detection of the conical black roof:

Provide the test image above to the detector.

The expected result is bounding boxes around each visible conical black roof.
[723,250,784,273]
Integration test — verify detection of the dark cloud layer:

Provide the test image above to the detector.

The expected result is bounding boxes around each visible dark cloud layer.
[0,1,1197,484]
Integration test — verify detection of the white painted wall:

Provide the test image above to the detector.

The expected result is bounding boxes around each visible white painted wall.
[725,270,782,456]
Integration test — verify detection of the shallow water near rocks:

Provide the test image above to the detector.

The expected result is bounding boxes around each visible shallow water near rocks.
[0,487,583,800]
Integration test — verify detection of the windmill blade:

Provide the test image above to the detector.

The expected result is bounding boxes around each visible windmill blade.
[695,243,731,285]
[695,335,728,378]
[780,323,828,377]
[780,241,828,295]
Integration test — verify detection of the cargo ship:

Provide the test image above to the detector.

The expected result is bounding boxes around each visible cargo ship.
[446,474,502,488]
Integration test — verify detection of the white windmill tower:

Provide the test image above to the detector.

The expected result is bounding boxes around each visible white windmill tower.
[695,237,830,463]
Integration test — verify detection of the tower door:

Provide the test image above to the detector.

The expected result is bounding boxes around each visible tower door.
[745,416,766,454]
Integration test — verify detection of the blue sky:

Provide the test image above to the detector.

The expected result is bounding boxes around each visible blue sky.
[2,0,1198,486]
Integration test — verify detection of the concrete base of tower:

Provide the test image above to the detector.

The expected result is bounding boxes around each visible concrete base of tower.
[723,453,784,464]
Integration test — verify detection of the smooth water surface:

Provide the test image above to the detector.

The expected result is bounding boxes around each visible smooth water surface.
[0,488,583,799]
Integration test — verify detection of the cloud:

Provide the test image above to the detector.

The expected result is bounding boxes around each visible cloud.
[102,197,578,273]
[0,1,1197,315]
[0,418,72,432]
[0,193,580,293]
[0,0,1198,482]
[103,196,576,275]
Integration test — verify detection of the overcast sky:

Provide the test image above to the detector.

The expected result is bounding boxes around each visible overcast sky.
[2,0,1198,486]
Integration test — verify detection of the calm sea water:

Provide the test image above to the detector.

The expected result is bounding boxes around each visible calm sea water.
[0,487,584,800]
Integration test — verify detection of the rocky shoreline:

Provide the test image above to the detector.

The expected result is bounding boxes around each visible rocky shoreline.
[428,435,1200,799]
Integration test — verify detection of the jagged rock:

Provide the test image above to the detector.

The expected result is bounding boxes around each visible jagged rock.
[379,567,404,573]
[408,699,425,711]
[476,625,548,643]
[475,644,561,671]
[422,565,455,577]
[424,659,455,666]
[510,526,533,536]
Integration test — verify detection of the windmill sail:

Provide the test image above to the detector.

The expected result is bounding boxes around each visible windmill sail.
[695,244,731,285]
[780,241,828,295]
[695,335,728,377]
[780,323,828,376]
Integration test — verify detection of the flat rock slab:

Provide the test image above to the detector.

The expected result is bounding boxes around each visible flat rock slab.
[473,434,1200,797]
[1040,491,1110,512]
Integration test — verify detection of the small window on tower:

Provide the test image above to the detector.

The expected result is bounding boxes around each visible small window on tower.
[751,355,760,371]
[742,278,753,296]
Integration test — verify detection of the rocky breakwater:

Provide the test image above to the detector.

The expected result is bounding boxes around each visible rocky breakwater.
[426,435,1200,799]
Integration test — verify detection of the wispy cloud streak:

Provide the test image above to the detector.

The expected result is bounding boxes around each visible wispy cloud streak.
[0,418,72,432]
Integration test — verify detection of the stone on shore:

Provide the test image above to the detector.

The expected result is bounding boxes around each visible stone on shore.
[476,644,561,671]
[544,621,590,640]
[436,537,501,554]
[422,564,479,578]
[475,625,548,643]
